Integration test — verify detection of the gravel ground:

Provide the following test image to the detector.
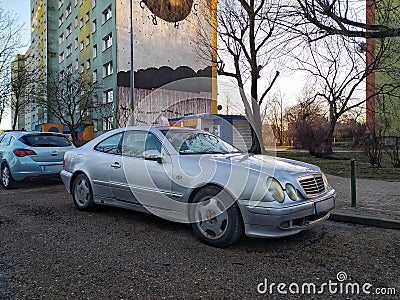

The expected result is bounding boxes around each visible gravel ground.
[0,179,399,299]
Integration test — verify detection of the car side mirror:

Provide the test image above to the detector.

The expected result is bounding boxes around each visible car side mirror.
[142,150,163,163]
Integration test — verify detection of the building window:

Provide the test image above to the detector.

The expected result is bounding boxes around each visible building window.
[80,63,84,73]
[92,19,97,33]
[59,0,64,9]
[85,35,90,46]
[92,0,96,9]
[74,38,78,49]
[59,33,64,44]
[102,33,112,51]
[103,61,113,77]
[79,0,83,6]
[59,52,64,63]
[103,116,113,130]
[80,18,84,28]
[66,4,72,17]
[80,41,84,51]
[103,89,113,103]
[66,44,72,57]
[67,64,73,75]
[93,70,97,82]
[86,59,90,69]
[102,6,112,24]
[85,12,90,22]
[59,70,64,81]
[66,24,72,37]
[93,45,97,58]
[74,16,78,27]
[59,15,64,26]
[74,59,79,70]
[74,0,78,7]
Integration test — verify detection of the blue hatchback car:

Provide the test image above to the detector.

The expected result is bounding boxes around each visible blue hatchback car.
[0,131,75,189]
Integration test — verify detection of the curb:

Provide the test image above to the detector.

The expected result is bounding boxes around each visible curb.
[329,212,400,230]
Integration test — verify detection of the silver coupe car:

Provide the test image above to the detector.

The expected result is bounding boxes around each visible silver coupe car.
[61,126,335,247]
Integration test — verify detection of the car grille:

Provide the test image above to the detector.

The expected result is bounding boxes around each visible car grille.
[298,174,325,197]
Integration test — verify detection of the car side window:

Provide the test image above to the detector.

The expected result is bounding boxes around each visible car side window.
[122,131,162,158]
[94,133,123,155]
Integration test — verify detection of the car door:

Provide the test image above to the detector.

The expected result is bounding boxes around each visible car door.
[90,132,124,199]
[110,130,174,210]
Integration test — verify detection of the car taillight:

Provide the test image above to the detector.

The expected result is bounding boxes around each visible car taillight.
[63,160,66,167]
[13,149,37,157]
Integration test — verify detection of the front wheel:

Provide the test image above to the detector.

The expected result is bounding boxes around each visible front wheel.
[72,174,96,211]
[1,163,15,189]
[191,186,244,248]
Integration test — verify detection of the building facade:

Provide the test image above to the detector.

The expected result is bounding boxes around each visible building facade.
[366,0,400,136]
[19,0,216,135]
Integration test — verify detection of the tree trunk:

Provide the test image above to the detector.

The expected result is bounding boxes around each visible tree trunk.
[12,105,19,130]
[249,106,265,154]
[69,127,78,145]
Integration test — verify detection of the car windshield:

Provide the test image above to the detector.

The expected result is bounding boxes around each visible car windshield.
[20,134,72,147]
[161,130,241,155]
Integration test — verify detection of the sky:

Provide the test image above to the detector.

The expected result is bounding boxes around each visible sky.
[0,1,31,129]
[2,1,30,48]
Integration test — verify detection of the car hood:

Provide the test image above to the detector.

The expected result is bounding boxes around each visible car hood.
[213,153,320,180]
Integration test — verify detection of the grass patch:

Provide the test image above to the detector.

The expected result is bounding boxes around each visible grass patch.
[273,149,400,181]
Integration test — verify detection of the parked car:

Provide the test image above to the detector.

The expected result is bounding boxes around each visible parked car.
[61,126,335,247]
[0,131,75,189]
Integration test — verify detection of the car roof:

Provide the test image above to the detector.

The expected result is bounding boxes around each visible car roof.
[122,126,198,132]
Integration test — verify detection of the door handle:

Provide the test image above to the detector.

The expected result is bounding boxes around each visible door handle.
[110,162,121,169]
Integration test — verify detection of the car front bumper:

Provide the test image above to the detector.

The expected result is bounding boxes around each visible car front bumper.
[238,189,336,238]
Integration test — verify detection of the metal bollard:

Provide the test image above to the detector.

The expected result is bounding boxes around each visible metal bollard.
[351,159,357,207]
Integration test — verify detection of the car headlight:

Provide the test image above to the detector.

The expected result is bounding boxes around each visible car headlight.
[285,183,298,201]
[321,172,330,188]
[267,178,284,203]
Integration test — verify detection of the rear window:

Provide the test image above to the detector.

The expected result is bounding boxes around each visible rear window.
[20,134,72,147]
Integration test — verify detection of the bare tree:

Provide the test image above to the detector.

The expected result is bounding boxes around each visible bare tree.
[0,5,24,123]
[196,0,286,153]
[286,90,330,156]
[10,55,37,130]
[283,0,400,40]
[266,92,285,146]
[36,72,99,143]
[291,33,399,156]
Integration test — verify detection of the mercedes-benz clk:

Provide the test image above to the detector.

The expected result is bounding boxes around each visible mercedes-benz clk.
[61,126,335,247]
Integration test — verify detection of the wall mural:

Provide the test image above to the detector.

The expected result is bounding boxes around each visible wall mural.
[116,0,214,125]
[116,0,213,92]
[142,0,194,23]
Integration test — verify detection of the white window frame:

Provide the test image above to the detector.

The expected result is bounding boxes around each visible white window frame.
[103,89,113,104]
[102,33,112,51]
[102,6,112,24]
[103,61,113,77]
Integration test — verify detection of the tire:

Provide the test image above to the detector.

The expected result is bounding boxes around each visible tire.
[1,163,15,190]
[72,174,96,211]
[190,186,244,247]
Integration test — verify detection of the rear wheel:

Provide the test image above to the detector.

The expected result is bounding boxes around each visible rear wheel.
[1,163,15,190]
[191,186,244,247]
[72,174,96,211]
